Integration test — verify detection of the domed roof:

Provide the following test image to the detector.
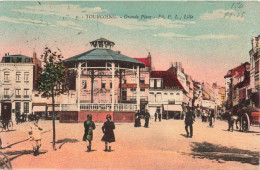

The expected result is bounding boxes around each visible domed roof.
[65,38,145,68]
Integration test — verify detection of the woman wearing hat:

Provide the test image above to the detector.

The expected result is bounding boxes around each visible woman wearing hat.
[101,114,115,152]
[83,114,96,152]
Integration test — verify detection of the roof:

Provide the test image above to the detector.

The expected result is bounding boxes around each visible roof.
[134,57,150,67]
[64,48,145,67]
[90,38,115,44]
[3,55,30,58]
[150,71,186,91]
[224,62,250,78]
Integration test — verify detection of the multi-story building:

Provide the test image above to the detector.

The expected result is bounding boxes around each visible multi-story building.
[201,82,216,111]
[224,62,250,110]
[249,35,260,108]
[148,71,186,119]
[0,54,34,121]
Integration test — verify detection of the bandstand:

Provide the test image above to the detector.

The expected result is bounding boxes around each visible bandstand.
[61,38,145,122]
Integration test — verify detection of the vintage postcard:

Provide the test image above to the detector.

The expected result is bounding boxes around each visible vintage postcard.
[0,1,259,169]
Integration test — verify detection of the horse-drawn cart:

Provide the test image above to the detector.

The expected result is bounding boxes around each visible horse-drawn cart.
[235,106,260,132]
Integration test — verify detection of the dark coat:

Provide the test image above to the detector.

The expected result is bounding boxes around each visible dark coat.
[185,110,195,124]
[101,121,115,143]
[83,120,96,142]
[134,112,141,127]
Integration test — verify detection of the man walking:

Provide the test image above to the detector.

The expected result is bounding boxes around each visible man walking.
[158,110,162,122]
[185,106,195,138]
[144,109,150,128]
[28,121,43,156]
[209,110,214,127]
[154,111,158,122]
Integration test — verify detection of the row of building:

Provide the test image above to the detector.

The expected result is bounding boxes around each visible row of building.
[0,38,225,122]
[224,35,259,113]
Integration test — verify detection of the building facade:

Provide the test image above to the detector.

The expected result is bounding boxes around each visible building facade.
[0,55,34,121]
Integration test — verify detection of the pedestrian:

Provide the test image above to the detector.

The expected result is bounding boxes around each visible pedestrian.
[28,121,43,156]
[101,114,115,152]
[83,114,96,152]
[154,111,157,122]
[185,106,195,138]
[209,110,214,127]
[144,109,150,128]
[158,110,162,122]
[227,111,234,132]
[134,110,141,127]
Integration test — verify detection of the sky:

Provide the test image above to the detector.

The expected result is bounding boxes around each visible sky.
[0,1,259,86]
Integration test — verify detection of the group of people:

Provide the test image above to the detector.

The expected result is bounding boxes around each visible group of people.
[134,110,151,128]
[83,114,115,152]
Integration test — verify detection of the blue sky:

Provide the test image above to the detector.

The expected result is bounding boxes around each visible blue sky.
[0,1,259,85]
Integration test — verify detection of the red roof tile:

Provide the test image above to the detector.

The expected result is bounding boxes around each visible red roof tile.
[134,58,150,67]
[151,71,186,92]
[224,62,250,78]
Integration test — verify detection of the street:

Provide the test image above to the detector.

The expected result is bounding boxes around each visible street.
[1,118,259,170]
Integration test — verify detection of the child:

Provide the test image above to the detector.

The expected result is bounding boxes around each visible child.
[101,114,115,152]
[83,114,96,152]
[28,121,43,156]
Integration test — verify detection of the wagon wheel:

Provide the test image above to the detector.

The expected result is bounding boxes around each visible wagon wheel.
[0,152,12,169]
[241,113,250,132]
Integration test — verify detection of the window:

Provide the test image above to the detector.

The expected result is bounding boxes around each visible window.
[82,80,87,89]
[140,77,145,84]
[150,79,154,88]
[256,60,259,73]
[130,88,136,96]
[4,88,9,98]
[15,89,21,98]
[156,92,162,102]
[24,102,29,113]
[24,89,29,98]
[131,77,136,83]
[157,79,161,88]
[101,80,106,89]
[16,72,21,82]
[110,80,112,88]
[24,72,29,82]
[123,79,127,84]
[4,72,10,82]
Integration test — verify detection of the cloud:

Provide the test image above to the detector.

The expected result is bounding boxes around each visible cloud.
[0,16,55,26]
[100,18,190,30]
[154,32,191,38]
[154,32,239,40]
[200,9,244,21]
[12,4,108,20]
[56,21,87,31]
[12,4,195,30]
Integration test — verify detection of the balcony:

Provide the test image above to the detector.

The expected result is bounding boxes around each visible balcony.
[120,96,148,103]
[60,103,137,112]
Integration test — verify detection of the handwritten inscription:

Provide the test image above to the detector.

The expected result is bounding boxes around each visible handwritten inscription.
[224,2,246,20]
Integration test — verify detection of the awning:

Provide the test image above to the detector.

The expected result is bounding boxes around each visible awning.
[164,105,183,112]
[33,106,46,112]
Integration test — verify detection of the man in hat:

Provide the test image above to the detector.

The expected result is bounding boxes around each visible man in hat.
[185,106,195,138]
[83,114,96,151]
[101,114,115,152]
[144,109,150,128]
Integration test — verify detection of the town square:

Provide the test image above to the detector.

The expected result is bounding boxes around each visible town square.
[0,1,259,170]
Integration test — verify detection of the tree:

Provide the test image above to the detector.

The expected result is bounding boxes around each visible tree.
[38,47,68,150]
